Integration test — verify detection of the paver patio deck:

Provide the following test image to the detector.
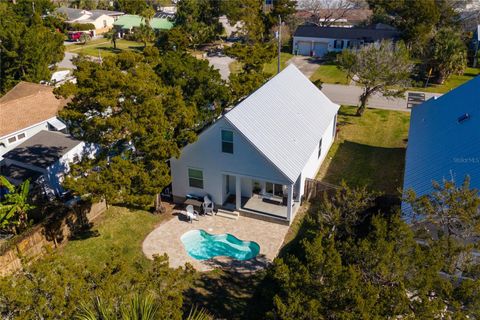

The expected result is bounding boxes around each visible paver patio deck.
[142,210,290,272]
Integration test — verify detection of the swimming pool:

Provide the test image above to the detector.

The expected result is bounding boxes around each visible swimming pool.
[180,229,260,261]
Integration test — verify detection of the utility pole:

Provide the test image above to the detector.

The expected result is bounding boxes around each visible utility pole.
[277,15,281,74]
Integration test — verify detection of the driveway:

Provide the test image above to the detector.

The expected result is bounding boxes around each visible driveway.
[57,52,78,69]
[321,83,442,112]
[206,55,235,80]
[287,55,321,77]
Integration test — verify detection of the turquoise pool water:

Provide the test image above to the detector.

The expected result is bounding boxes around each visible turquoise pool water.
[180,229,260,261]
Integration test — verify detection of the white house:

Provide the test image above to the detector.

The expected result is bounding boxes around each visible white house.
[0,82,67,160]
[292,24,400,57]
[170,65,340,224]
[55,7,124,35]
[1,131,94,198]
[402,76,480,220]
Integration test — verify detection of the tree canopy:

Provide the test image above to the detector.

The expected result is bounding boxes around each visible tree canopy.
[258,185,480,319]
[338,41,413,115]
[0,2,64,94]
[56,49,228,208]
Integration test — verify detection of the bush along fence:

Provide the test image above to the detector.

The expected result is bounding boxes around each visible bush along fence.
[0,200,106,277]
[303,178,402,209]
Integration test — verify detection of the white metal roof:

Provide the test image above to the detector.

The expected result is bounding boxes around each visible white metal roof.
[403,75,480,215]
[225,64,340,183]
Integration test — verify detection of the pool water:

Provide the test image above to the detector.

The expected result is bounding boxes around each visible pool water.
[180,229,260,260]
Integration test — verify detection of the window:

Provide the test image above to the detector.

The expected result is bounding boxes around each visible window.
[7,136,16,144]
[318,138,323,158]
[334,40,343,49]
[17,133,26,140]
[265,182,283,197]
[188,168,203,189]
[221,130,233,154]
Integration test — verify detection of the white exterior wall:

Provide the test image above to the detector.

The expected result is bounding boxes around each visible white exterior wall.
[299,116,336,197]
[91,15,115,29]
[293,36,369,56]
[170,117,291,205]
[0,119,54,160]
[44,141,88,195]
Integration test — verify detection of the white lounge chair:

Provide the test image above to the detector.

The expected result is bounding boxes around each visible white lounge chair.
[186,205,199,223]
[202,195,214,215]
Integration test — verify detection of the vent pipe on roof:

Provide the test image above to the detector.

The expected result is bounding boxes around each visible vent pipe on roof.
[457,113,470,123]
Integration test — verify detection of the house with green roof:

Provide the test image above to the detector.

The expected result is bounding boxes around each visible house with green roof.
[113,14,173,33]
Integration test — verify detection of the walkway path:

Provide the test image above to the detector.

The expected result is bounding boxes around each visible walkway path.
[58,52,78,69]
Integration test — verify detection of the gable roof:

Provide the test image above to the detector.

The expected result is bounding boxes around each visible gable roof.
[113,14,173,30]
[55,7,124,21]
[224,64,340,183]
[0,82,66,137]
[296,9,372,24]
[3,131,82,169]
[294,25,400,41]
[403,75,480,203]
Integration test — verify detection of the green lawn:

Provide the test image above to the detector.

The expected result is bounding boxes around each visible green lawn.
[310,64,349,85]
[55,206,168,270]
[263,52,294,75]
[317,106,410,195]
[410,67,480,93]
[65,38,146,58]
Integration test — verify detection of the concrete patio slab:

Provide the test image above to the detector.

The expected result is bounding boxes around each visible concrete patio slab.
[142,210,290,272]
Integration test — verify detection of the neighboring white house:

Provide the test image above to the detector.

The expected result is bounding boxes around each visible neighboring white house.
[292,24,400,57]
[1,131,94,198]
[402,76,480,220]
[0,82,67,160]
[55,7,124,35]
[170,65,340,225]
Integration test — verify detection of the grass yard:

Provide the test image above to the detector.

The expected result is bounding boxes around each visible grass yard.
[411,67,480,93]
[317,106,410,195]
[263,52,294,75]
[65,38,146,58]
[54,206,169,270]
[310,63,349,85]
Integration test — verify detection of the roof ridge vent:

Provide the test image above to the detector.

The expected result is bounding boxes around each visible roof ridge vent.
[457,113,470,124]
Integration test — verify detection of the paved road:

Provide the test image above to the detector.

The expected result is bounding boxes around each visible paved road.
[58,52,78,69]
[321,83,442,112]
[206,55,235,80]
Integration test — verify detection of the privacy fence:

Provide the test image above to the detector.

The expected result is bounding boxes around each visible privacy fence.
[0,201,106,277]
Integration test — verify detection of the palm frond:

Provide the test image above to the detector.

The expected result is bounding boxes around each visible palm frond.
[186,305,213,320]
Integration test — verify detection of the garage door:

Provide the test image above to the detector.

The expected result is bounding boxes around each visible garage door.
[312,42,328,57]
[296,41,311,56]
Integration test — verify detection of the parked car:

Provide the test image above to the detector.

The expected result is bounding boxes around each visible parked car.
[67,31,92,42]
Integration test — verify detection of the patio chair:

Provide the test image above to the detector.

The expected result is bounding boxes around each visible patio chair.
[186,205,199,223]
[202,195,214,215]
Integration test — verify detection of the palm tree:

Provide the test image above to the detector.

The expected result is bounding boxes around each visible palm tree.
[106,30,119,50]
[0,176,35,234]
[75,294,212,320]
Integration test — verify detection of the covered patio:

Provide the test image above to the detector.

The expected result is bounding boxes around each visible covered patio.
[241,194,299,220]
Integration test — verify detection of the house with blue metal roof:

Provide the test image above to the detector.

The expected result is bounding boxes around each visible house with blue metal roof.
[402,75,480,219]
[170,65,340,225]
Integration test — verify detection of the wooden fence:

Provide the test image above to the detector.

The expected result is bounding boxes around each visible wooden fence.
[0,200,106,277]
[303,178,340,202]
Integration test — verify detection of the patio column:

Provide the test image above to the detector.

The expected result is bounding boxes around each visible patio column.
[235,175,241,210]
[286,184,294,223]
